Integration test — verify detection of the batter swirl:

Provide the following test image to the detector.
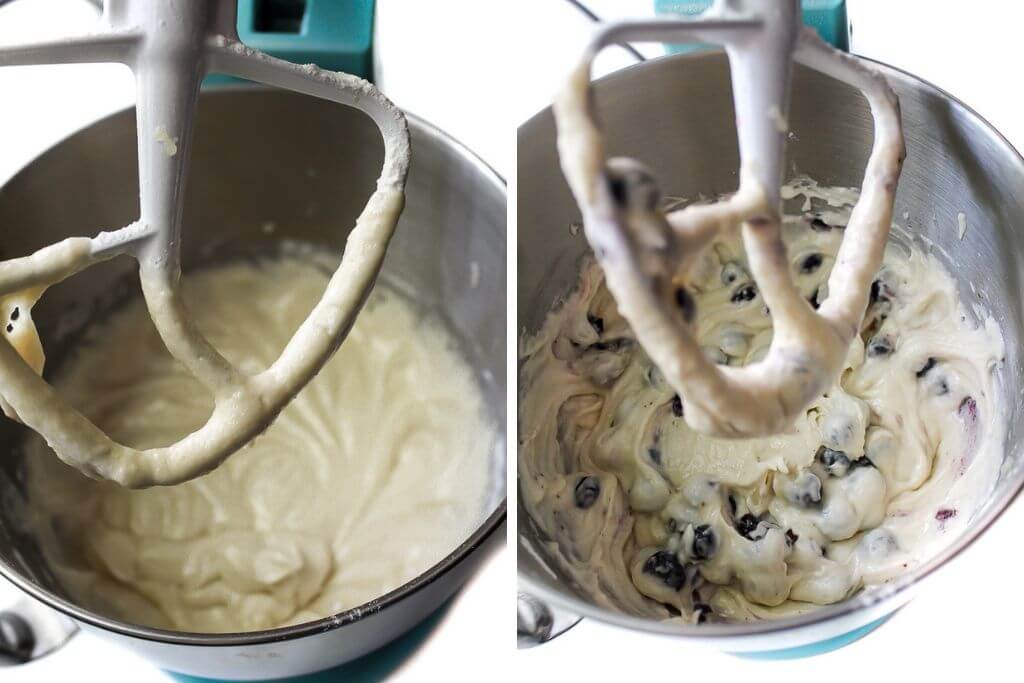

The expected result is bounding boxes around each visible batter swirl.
[519,180,1004,622]
[27,257,494,633]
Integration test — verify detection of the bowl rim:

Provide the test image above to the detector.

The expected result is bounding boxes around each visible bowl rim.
[517,47,1024,639]
[0,89,509,647]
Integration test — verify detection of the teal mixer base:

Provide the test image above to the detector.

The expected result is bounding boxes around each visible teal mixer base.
[236,0,374,79]
[205,0,375,88]
[730,614,892,660]
[655,0,849,54]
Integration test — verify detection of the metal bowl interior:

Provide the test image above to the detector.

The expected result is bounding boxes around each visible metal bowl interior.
[0,88,507,649]
[517,50,1024,639]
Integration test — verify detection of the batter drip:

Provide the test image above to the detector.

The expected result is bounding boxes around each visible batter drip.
[27,258,493,633]
[519,180,1004,623]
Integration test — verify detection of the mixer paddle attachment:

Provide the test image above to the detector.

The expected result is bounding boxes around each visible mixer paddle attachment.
[553,0,905,438]
[0,0,410,487]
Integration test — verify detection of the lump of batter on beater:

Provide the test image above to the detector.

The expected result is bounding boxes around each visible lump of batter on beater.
[25,257,495,633]
[519,179,1006,624]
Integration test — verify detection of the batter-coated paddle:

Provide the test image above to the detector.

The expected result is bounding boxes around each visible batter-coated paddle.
[0,0,410,487]
[554,0,905,438]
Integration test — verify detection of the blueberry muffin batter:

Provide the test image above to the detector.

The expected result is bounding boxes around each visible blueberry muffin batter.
[519,180,1005,623]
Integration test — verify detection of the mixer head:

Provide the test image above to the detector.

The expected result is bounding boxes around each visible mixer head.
[553,0,905,438]
[0,0,410,487]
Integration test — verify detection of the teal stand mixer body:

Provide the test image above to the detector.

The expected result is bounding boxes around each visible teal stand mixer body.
[655,0,849,52]
[208,0,374,86]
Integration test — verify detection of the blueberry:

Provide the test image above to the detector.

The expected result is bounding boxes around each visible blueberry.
[870,278,894,304]
[915,357,938,378]
[587,313,604,335]
[10,307,19,321]
[735,513,760,539]
[862,528,898,557]
[786,471,822,507]
[4,324,11,334]
[591,338,632,352]
[808,216,833,232]
[737,516,770,540]
[662,602,682,617]
[817,446,851,477]
[730,284,758,304]
[850,456,875,470]
[822,416,857,450]
[675,287,696,324]
[867,336,894,357]
[785,529,799,546]
[721,262,746,285]
[607,175,628,206]
[918,364,950,395]
[605,160,661,211]
[959,396,978,420]
[694,603,713,623]
[799,253,824,274]
[643,551,687,590]
[574,476,601,509]
[691,524,717,560]
[704,346,729,365]
[669,395,684,418]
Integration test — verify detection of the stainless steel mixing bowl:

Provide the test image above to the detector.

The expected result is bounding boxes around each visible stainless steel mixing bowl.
[0,88,506,679]
[518,51,1024,654]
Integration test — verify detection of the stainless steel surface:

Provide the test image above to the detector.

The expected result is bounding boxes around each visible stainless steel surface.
[518,50,1024,642]
[0,87,506,680]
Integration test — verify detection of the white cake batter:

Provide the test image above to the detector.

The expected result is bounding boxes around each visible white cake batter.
[519,181,1005,623]
[26,257,493,633]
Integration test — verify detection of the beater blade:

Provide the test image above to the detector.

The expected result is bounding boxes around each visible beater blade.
[554,0,904,438]
[0,0,411,487]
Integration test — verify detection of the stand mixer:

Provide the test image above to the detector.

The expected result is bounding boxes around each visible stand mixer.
[0,0,410,488]
[554,0,905,438]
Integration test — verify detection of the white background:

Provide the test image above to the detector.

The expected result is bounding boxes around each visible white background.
[515,1,1024,683]
[2,0,1024,681]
